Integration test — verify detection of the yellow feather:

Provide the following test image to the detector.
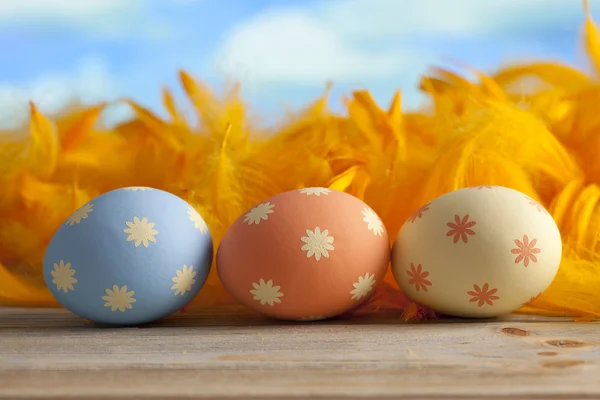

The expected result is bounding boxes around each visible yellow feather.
[0,262,57,307]
[492,63,591,92]
[328,166,360,192]
[58,103,105,152]
[162,88,184,126]
[519,247,600,319]
[27,102,59,179]
[126,100,184,151]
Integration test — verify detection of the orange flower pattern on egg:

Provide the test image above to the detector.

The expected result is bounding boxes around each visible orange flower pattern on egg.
[406,263,432,292]
[446,214,477,244]
[408,203,430,223]
[511,235,541,267]
[217,188,390,321]
[467,283,500,307]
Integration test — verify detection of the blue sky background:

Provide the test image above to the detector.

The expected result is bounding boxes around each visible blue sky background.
[0,0,599,129]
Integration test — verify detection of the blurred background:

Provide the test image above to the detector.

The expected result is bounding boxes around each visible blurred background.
[0,0,599,129]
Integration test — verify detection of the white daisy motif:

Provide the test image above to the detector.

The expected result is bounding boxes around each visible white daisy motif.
[171,265,197,296]
[124,187,152,191]
[350,273,376,301]
[361,207,384,236]
[250,278,283,306]
[244,202,275,225]
[50,260,77,293]
[299,187,332,196]
[123,217,158,248]
[296,316,327,322]
[187,207,208,234]
[65,203,94,226]
[102,285,136,312]
[301,227,334,261]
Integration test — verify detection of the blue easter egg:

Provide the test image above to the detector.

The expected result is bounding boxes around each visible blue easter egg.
[43,186,213,325]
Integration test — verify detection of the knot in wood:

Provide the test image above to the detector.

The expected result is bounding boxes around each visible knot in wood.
[543,339,594,349]
[540,360,585,369]
[500,327,530,336]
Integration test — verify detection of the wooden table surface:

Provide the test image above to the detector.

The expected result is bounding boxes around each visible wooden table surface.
[0,307,598,400]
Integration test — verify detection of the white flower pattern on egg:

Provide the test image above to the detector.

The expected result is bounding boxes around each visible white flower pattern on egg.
[301,227,334,261]
[102,285,136,312]
[250,279,283,306]
[50,260,77,293]
[350,273,376,300]
[361,207,384,236]
[244,202,274,225]
[65,203,94,226]
[299,187,331,196]
[123,217,158,248]
[187,207,208,234]
[171,265,197,296]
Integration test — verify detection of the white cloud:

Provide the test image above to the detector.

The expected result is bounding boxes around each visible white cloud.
[0,0,134,20]
[316,0,588,40]
[0,56,131,130]
[0,0,171,39]
[0,0,140,30]
[216,0,599,91]
[217,9,414,85]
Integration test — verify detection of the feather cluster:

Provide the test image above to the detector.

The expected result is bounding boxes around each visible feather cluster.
[2,3,600,321]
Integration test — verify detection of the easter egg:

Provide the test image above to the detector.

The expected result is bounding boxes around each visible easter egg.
[217,187,390,321]
[392,185,562,318]
[43,187,213,325]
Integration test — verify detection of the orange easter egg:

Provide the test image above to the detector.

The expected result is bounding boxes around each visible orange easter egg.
[217,187,390,321]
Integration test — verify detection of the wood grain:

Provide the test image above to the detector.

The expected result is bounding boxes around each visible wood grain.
[0,307,598,399]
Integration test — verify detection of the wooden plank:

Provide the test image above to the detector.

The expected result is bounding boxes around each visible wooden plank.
[0,307,598,399]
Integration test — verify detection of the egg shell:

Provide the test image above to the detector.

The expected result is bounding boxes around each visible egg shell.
[392,186,562,318]
[43,187,213,325]
[217,187,390,321]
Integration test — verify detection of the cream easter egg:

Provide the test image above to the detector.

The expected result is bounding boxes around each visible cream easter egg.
[217,187,390,321]
[392,186,562,318]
